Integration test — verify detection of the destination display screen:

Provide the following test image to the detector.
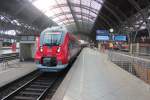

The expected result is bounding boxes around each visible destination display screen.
[96,35,110,41]
[114,35,127,41]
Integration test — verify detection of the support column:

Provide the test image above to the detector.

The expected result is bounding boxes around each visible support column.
[98,42,101,51]
[136,43,139,55]
[130,43,133,54]
[0,41,2,49]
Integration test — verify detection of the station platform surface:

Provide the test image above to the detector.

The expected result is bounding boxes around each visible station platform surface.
[52,48,150,100]
[0,61,37,87]
[0,49,19,55]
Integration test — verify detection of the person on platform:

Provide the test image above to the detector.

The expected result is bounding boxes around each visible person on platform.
[109,42,113,50]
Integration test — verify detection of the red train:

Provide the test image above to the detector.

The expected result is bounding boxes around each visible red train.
[34,26,81,72]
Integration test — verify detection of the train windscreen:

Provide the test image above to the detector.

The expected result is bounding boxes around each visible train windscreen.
[40,32,64,46]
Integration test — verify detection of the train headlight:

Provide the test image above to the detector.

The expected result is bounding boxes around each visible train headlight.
[57,47,61,53]
[40,46,43,52]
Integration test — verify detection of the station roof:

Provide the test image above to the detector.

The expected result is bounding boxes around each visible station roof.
[28,0,104,34]
[92,0,150,34]
[0,0,150,39]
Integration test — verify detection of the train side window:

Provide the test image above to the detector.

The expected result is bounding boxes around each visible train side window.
[72,41,75,48]
[72,40,78,48]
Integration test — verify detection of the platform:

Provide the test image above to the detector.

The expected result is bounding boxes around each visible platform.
[0,49,19,55]
[52,48,150,100]
[0,61,37,87]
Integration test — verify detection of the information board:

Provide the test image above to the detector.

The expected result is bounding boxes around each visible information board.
[96,35,109,41]
[114,35,127,41]
[96,30,110,41]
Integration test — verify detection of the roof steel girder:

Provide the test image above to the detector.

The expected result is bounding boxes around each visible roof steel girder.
[0,11,40,32]
[94,0,123,24]
[104,0,128,20]
[80,0,84,32]
[91,0,125,33]
[56,17,94,25]
[51,12,96,21]
[0,19,37,32]
[100,13,118,26]
[33,1,113,31]
[54,12,111,27]
[87,0,93,30]
[128,0,150,37]
[50,3,99,14]
[66,0,79,31]
[119,6,150,41]
[50,3,112,28]
[101,0,135,28]
[45,2,99,32]
[64,21,93,33]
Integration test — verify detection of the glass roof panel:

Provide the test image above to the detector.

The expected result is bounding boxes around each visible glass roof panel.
[66,14,73,18]
[58,21,64,25]
[82,16,89,20]
[90,12,97,17]
[71,0,80,4]
[62,7,70,12]
[67,19,74,22]
[81,0,91,7]
[63,20,69,23]
[51,8,62,16]
[91,1,102,10]
[28,0,104,32]
[57,0,67,4]
[53,17,60,22]
[30,0,74,25]
[82,9,89,14]
[76,15,82,18]
[73,7,81,12]
[59,15,67,20]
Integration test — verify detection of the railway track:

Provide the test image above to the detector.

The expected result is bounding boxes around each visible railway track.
[2,73,58,100]
[1,50,80,100]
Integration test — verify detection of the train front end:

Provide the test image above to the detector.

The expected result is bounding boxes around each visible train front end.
[34,28,68,72]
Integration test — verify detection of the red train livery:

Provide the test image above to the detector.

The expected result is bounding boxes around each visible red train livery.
[34,26,81,72]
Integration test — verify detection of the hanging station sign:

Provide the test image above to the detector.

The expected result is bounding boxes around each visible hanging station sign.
[96,30,110,41]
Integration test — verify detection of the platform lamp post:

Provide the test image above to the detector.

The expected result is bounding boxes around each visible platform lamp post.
[109,28,114,33]
[109,28,114,41]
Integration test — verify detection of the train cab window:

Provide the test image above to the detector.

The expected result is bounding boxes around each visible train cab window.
[40,31,64,46]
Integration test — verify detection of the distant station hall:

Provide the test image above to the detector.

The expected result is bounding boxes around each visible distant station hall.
[0,0,150,100]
